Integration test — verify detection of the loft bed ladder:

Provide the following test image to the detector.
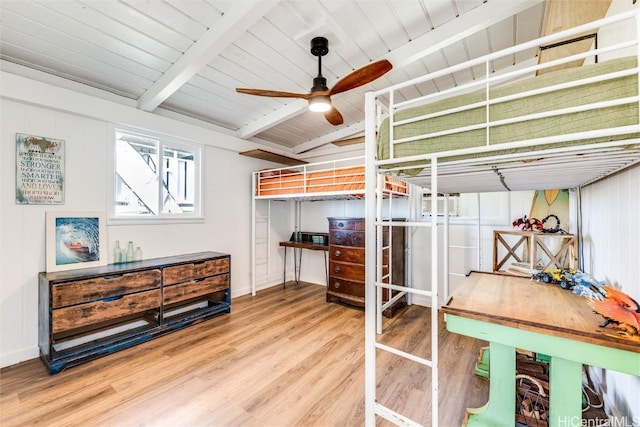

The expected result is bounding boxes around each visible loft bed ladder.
[364,92,440,426]
[251,174,272,296]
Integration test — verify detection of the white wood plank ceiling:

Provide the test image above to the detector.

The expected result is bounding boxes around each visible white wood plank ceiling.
[1,0,555,156]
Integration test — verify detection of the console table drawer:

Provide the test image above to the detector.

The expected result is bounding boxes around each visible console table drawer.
[52,289,162,334]
[163,258,230,285]
[164,273,230,305]
[52,270,161,308]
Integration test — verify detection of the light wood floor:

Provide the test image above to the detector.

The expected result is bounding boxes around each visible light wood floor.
[0,282,488,426]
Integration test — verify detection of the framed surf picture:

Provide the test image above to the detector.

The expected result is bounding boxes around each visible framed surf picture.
[45,211,107,272]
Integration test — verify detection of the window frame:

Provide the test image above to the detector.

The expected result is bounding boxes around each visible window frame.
[107,125,204,225]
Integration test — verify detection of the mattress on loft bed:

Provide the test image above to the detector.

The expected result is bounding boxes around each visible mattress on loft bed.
[377,56,639,173]
[256,166,407,197]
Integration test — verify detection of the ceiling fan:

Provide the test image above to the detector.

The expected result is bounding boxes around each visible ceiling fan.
[236,37,392,126]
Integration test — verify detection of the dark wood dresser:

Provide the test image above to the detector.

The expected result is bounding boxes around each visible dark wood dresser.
[327,217,405,316]
[39,251,230,374]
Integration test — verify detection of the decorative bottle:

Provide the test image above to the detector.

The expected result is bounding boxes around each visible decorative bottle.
[134,246,142,261]
[126,241,134,262]
[113,240,121,264]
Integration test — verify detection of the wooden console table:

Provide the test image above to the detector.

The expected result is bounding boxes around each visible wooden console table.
[442,272,639,427]
[493,230,577,273]
[39,251,230,374]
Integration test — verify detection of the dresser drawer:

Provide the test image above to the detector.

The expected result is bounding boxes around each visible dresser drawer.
[329,261,365,282]
[329,246,365,264]
[329,246,391,266]
[163,258,229,286]
[51,270,161,308]
[52,289,162,334]
[327,277,365,304]
[328,218,365,231]
[329,230,364,247]
[164,274,229,306]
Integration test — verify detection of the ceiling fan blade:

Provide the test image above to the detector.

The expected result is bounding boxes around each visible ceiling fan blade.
[329,59,392,96]
[324,107,344,126]
[236,88,310,99]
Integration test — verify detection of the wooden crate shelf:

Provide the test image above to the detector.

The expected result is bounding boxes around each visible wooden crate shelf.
[492,230,577,275]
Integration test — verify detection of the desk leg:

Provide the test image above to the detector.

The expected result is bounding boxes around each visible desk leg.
[549,357,582,427]
[294,248,302,285]
[466,341,515,427]
[323,251,328,286]
[283,247,287,288]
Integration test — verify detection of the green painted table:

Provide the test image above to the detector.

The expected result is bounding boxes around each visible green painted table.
[441,272,640,427]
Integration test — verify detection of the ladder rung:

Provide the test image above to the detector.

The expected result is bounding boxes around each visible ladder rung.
[375,403,423,427]
[376,220,433,228]
[381,291,406,310]
[375,342,433,367]
[375,281,433,297]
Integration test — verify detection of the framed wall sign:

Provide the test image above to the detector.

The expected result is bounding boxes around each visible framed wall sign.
[46,211,107,272]
[16,133,65,205]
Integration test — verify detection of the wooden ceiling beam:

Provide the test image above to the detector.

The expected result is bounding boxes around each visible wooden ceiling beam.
[137,0,281,112]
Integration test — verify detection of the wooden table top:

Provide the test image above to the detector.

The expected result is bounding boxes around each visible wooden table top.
[441,271,640,354]
[279,241,329,251]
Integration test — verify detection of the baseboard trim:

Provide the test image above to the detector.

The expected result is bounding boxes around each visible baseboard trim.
[1,346,39,369]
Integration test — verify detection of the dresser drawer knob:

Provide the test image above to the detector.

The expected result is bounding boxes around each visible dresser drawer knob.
[338,222,344,228]
[334,250,341,257]
[334,266,341,273]
[334,282,341,289]
[102,295,123,302]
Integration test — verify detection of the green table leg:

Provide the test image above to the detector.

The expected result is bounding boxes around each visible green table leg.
[445,313,640,427]
[466,341,515,427]
[549,357,583,427]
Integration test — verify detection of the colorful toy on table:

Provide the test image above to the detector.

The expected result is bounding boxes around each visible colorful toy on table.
[531,267,578,290]
[566,271,606,300]
[531,268,606,299]
[588,286,640,342]
[512,215,543,231]
[512,213,568,234]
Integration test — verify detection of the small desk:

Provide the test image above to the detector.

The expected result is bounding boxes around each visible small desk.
[442,272,639,427]
[279,238,329,287]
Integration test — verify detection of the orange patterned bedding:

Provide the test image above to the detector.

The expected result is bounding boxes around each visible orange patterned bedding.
[256,166,407,196]
[257,169,305,195]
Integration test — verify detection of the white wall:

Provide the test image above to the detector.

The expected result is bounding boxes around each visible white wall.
[580,164,639,421]
[0,73,278,368]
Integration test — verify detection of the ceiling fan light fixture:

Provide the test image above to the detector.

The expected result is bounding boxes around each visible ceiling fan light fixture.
[308,95,332,112]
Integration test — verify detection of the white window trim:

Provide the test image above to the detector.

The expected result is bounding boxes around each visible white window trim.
[107,124,204,225]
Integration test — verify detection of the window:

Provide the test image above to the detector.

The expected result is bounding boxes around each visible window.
[110,129,202,222]
[422,193,459,217]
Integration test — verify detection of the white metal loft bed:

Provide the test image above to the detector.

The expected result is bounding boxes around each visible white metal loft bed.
[250,156,410,296]
[364,9,640,426]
